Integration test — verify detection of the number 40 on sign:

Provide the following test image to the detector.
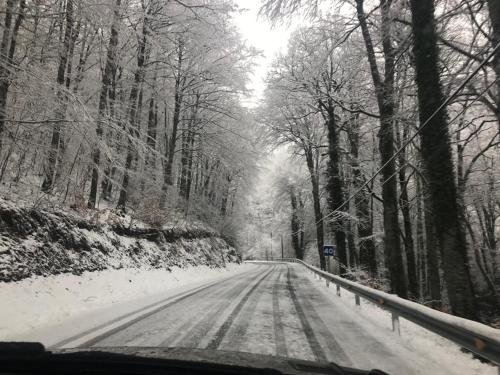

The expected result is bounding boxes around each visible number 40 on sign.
[323,245,335,257]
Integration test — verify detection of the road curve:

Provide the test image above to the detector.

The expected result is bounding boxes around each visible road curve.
[60,263,454,374]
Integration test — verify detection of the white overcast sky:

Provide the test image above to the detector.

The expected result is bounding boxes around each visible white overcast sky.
[231,2,297,242]
[232,0,293,106]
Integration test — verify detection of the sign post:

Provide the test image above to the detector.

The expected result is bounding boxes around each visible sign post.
[323,244,335,274]
[280,234,284,259]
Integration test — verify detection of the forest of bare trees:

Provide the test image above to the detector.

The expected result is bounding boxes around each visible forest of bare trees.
[0,0,258,242]
[258,0,499,323]
[1,0,499,325]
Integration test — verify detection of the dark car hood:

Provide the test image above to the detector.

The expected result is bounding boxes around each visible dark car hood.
[54,346,372,375]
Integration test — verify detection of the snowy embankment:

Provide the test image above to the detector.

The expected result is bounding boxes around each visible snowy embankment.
[0,198,243,341]
[0,198,239,282]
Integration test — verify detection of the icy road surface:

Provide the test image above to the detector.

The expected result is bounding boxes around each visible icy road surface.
[47,263,492,375]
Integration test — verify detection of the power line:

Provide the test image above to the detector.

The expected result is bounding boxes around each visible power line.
[294,43,500,234]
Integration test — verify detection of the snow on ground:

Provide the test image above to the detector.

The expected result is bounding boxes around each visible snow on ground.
[301,267,498,375]
[0,263,253,342]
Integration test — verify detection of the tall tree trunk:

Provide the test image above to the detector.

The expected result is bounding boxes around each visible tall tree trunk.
[161,38,184,208]
[100,71,118,201]
[220,173,231,216]
[184,132,196,201]
[356,0,407,298]
[179,94,199,201]
[87,0,121,208]
[423,181,442,307]
[202,159,219,199]
[193,152,200,196]
[396,122,418,298]
[346,218,358,268]
[465,215,498,305]
[117,10,149,211]
[73,23,97,93]
[0,0,26,153]
[298,193,305,256]
[457,139,499,307]
[305,147,326,269]
[177,119,187,189]
[487,0,500,130]
[65,20,80,89]
[348,114,377,276]
[42,0,75,192]
[415,174,427,298]
[323,100,348,270]
[409,0,477,319]
[0,0,16,152]
[208,163,220,204]
[146,88,158,172]
[290,185,304,259]
[481,173,499,290]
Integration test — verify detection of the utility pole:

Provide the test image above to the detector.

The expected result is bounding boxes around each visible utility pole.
[270,231,273,260]
[280,234,284,259]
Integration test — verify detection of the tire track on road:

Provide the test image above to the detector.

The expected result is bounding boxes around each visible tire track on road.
[285,266,327,362]
[163,267,269,348]
[205,266,276,350]
[272,269,287,357]
[220,267,281,352]
[289,266,351,365]
[53,265,262,348]
[105,267,268,347]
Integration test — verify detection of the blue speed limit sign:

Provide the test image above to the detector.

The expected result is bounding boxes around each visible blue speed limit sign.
[323,245,335,256]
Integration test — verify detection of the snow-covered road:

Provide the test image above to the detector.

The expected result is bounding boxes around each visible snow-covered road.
[37,262,494,375]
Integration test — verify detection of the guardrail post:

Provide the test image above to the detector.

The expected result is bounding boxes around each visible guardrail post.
[391,312,401,335]
[336,284,341,296]
[326,279,329,287]
[355,294,360,308]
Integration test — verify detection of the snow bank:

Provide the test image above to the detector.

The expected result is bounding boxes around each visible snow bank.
[0,198,240,282]
[302,267,498,375]
[0,263,253,342]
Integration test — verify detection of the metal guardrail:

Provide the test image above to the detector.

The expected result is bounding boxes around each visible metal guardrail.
[275,257,500,367]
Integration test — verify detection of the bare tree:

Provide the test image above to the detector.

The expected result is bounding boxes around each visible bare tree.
[409,0,477,319]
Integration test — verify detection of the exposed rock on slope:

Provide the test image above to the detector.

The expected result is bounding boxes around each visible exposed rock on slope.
[0,200,239,282]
